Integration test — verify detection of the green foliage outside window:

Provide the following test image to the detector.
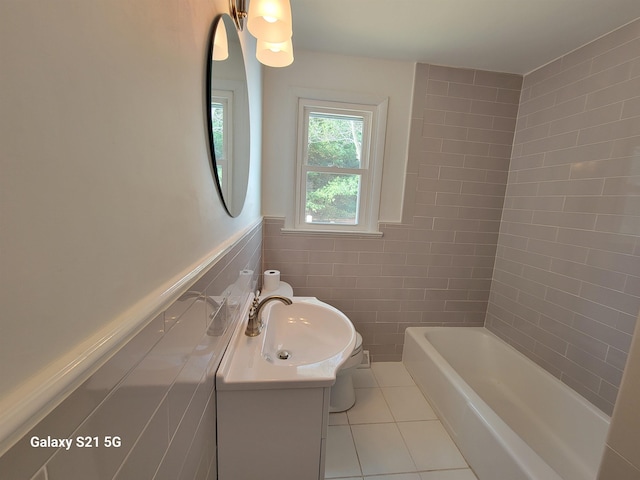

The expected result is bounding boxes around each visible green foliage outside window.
[305,114,363,224]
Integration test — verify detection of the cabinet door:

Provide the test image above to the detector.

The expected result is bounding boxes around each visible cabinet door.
[218,388,324,480]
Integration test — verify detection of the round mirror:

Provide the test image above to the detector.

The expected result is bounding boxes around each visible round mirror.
[206,14,250,217]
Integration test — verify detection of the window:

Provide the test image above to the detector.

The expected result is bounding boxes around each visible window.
[295,98,387,234]
[211,89,233,199]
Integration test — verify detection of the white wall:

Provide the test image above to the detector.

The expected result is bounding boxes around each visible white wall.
[0,0,262,448]
[262,50,414,223]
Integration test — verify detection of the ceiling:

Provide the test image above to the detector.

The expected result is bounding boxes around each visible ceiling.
[290,0,640,74]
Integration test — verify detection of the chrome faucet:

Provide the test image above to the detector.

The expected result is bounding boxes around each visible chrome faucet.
[245,294,292,337]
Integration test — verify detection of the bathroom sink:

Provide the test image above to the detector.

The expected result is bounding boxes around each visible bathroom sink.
[216,296,356,389]
[261,299,355,366]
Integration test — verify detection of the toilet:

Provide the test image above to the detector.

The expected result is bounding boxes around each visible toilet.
[329,331,364,412]
[260,274,364,413]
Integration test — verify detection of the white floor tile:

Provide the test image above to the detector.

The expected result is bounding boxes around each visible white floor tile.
[347,388,394,424]
[371,362,415,387]
[351,423,416,476]
[353,368,378,388]
[382,386,437,422]
[397,421,467,471]
[364,474,421,480]
[329,412,349,425]
[325,425,362,478]
[420,469,478,480]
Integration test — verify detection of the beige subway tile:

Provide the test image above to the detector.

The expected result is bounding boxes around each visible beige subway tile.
[474,70,523,89]
[521,131,579,156]
[414,191,437,208]
[544,140,613,167]
[463,155,510,171]
[537,178,604,196]
[445,110,494,128]
[426,79,449,95]
[333,263,382,277]
[420,151,466,167]
[307,275,356,288]
[418,164,440,179]
[595,214,640,236]
[518,90,556,117]
[379,225,411,241]
[551,257,627,291]
[426,94,471,112]
[358,252,406,265]
[493,115,518,132]
[461,181,507,196]
[382,264,428,277]
[384,240,430,254]
[496,88,521,104]
[385,288,427,301]
[428,64,475,83]
[441,138,491,156]
[439,165,487,182]
[621,96,640,118]
[454,231,499,245]
[611,135,640,158]
[466,127,516,145]
[531,59,593,98]
[557,62,632,106]
[509,152,545,171]
[448,82,498,101]
[550,101,623,136]
[417,178,462,193]
[526,237,588,263]
[524,57,564,89]
[486,169,509,185]
[581,283,640,316]
[532,210,597,230]
[591,36,640,75]
[417,136,443,152]
[571,157,640,181]
[458,205,504,220]
[514,122,551,145]
[334,237,384,252]
[527,96,587,128]
[470,99,520,118]
[307,250,358,264]
[564,195,640,215]
[422,122,468,140]
[355,275,404,289]
[561,227,636,254]
[401,299,446,312]
[403,276,449,289]
[586,75,640,110]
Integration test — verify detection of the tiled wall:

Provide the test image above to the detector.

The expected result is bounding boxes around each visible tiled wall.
[486,19,640,414]
[263,64,522,361]
[0,223,262,480]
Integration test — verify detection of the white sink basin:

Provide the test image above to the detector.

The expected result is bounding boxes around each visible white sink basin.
[261,300,355,366]
[216,296,356,390]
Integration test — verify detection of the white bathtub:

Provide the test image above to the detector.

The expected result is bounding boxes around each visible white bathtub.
[403,327,610,480]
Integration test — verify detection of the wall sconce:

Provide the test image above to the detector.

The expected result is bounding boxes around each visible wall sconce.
[229,0,294,67]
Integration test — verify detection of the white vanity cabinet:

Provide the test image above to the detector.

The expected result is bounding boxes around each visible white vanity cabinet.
[216,386,331,480]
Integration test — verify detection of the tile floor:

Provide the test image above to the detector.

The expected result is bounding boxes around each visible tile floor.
[325,362,478,480]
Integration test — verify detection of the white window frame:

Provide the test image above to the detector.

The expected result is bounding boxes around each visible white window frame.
[294,98,387,234]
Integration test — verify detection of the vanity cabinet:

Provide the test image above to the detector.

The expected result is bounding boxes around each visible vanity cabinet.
[217,386,331,480]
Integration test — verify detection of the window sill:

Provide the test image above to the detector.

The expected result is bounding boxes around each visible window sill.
[280,228,383,238]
